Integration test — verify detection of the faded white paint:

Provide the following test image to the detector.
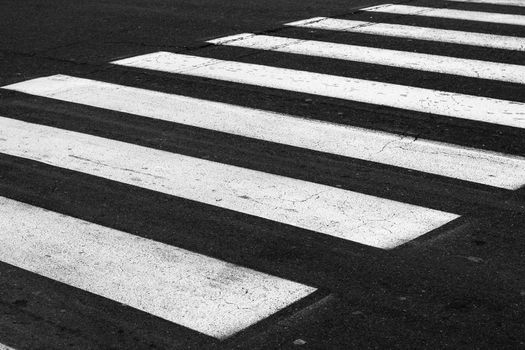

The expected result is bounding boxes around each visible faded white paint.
[363,4,525,26]
[449,0,525,6]
[285,17,525,51]
[5,75,525,189]
[111,52,525,129]
[208,33,525,84]
[0,196,315,339]
[0,117,458,249]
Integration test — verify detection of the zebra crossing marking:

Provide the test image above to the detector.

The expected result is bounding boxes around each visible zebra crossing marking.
[111,52,525,129]
[0,116,458,249]
[3,0,525,346]
[5,75,525,189]
[363,4,525,26]
[0,196,316,339]
[285,17,525,51]
[449,0,525,7]
[208,33,525,84]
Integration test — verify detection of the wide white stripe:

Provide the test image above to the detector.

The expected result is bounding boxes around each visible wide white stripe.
[0,344,16,350]
[0,196,315,339]
[208,33,525,84]
[449,0,525,7]
[285,17,525,51]
[0,117,458,249]
[5,75,525,190]
[364,4,525,26]
[111,52,525,129]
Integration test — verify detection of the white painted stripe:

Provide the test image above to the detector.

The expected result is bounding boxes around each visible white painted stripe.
[0,117,458,249]
[285,17,525,51]
[111,52,525,129]
[208,33,525,84]
[5,75,525,190]
[0,196,315,339]
[0,344,16,350]
[449,0,525,7]
[364,4,525,26]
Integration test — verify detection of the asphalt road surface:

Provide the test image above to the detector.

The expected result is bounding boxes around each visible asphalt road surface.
[1,0,525,349]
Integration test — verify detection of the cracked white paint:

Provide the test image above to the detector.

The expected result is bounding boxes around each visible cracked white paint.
[0,117,458,248]
[112,52,525,129]
[285,17,525,52]
[5,75,525,189]
[0,196,316,339]
[363,4,525,26]
[448,0,525,7]
[208,33,525,84]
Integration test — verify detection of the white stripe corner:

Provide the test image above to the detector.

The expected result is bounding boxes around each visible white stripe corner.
[0,196,316,339]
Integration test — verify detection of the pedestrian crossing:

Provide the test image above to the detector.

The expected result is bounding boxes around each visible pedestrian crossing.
[449,0,525,6]
[5,75,525,189]
[0,116,457,248]
[0,196,315,339]
[286,17,525,51]
[1,0,524,347]
[363,4,525,25]
[112,52,525,128]
[208,33,525,84]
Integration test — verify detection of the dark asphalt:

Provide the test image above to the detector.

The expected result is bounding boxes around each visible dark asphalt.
[1,0,525,349]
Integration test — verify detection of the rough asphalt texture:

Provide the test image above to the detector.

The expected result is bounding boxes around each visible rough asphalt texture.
[0,0,524,349]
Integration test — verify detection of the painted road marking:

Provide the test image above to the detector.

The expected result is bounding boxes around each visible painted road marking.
[5,75,525,190]
[0,344,16,350]
[449,0,525,7]
[111,52,525,129]
[0,117,458,249]
[0,196,315,339]
[286,17,525,51]
[363,4,525,26]
[208,33,525,84]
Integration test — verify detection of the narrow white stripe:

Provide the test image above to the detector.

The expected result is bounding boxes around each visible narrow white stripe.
[5,75,525,189]
[0,117,458,249]
[0,196,315,339]
[285,17,525,51]
[449,0,525,7]
[111,52,525,129]
[208,33,525,84]
[364,4,525,26]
